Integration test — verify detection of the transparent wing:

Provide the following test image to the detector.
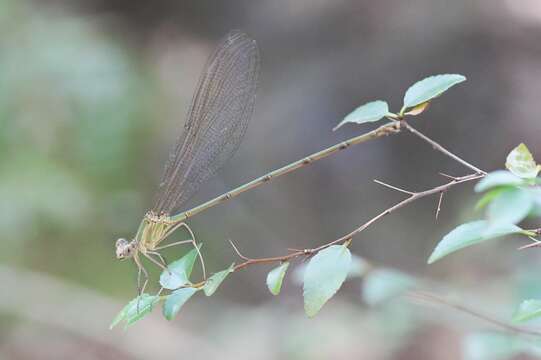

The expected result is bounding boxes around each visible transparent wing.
[153,30,260,215]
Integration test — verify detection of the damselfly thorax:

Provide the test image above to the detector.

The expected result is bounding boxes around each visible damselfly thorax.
[115,211,188,258]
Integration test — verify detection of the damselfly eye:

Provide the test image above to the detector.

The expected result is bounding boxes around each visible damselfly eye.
[116,238,128,247]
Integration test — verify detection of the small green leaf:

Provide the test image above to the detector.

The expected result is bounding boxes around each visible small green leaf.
[125,296,160,327]
[362,269,416,306]
[513,299,541,323]
[487,187,533,225]
[266,262,289,296]
[402,74,466,111]
[428,220,524,264]
[160,246,201,290]
[303,245,352,317]
[474,170,524,193]
[333,100,389,131]
[203,263,234,296]
[505,143,541,179]
[162,287,198,320]
[110,294,160,329]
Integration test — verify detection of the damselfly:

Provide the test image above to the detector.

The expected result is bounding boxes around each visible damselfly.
[115,30,260,294]
[115,30,401,297]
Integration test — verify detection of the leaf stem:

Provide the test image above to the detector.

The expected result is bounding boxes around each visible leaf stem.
[402,121,487,175]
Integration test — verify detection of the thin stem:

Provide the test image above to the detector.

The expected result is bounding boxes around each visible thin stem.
[403,121,487,175]
[171,121,402,223]
[435,191,444,220]
[154,239,192,251]
[229,239,251,261]
[408,291,541,337]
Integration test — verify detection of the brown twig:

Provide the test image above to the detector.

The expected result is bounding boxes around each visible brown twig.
[403,121,487,175]
[232,173,484,272]
[228,239,251,261]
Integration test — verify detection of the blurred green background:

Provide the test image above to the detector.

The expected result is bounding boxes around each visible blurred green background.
[1,0,541,358]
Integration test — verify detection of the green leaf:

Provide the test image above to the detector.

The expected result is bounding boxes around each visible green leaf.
[203,263,234,296]
[362,269,416,306]
[402,74,466,111]
[291,254,369,285]
[486,187,533,225]
[513,299,541,323]
[347,255,371,278]
[159,246,200,290]
[475,187,510,210]
[529,188,541,217]
[162,287,198,320]
[474,170,524,192]
[333,100,389,131]
[303,245,352,317]
[505,143,541,179]
[428,220,524,264]
[110,294,160,329]
[266,262,289,296]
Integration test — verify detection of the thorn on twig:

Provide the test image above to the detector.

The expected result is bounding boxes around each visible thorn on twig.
[373,179,414,195]
[438,172,460,180]
[228,239,251,261]
[287,248,303,252]
[435,191,445,221]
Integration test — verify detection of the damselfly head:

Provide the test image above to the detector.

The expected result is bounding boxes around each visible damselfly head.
[115,238,135,259]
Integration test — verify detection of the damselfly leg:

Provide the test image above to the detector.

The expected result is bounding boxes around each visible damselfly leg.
[180,223,206,279]
[134,254,149,312]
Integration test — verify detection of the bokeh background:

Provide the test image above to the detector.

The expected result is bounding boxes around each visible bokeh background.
[1,0,541,358]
